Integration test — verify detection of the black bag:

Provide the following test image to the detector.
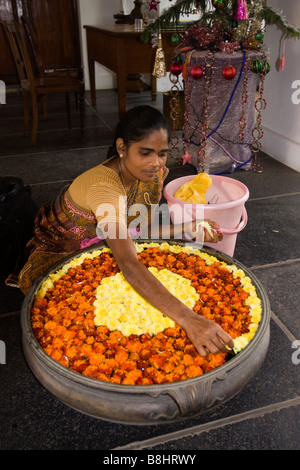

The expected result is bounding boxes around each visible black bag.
[0,176,38,273]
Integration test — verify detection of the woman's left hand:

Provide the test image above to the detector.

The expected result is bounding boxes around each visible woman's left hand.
[198,219,223,243]
[184,219,223,243]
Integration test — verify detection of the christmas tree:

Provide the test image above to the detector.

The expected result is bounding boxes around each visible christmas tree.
[141,0,300,50]
[143,1,299,174]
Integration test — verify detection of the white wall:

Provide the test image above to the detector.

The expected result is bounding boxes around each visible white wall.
[78,0,188,92]
[261,0,300,171]
[79,0,120,90]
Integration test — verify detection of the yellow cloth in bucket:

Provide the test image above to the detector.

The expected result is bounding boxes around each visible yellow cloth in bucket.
[174,173,212,204]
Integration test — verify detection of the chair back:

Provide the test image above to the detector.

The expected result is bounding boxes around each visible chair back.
[3,21,37,88]
[21,16,45,78]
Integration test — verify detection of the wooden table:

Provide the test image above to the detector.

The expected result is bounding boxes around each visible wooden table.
[83,24,176,117]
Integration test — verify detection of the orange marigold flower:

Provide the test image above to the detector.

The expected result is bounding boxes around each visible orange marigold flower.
[122,369,143,385]
[138,377,154,385]
[186,365,203,378]
[50,349,63,362]
[114,348,129,366]
[83,365,99,378]
[92,342,105,354]
[183,354,194,366]
[120,360,137,372]
[65,346,78,360]
[86,335,95,345]
[77,330,87,341]
[44,321,57,331]
[152,370,167,384]
[110,375,122,384]
[89,352,105,366]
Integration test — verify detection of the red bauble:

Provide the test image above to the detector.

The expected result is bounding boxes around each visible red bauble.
[190,65,204,80]
[170,61,183,76]
[222,65,237,80]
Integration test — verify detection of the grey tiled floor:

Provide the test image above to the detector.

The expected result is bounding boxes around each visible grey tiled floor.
[0,88,299,451]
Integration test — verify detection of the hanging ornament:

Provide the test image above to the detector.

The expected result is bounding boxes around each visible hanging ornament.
[255,31,264,41]
[239,55,251,141]
[251,50,268,173]
[147,0,160,11]
[233,0,249,20]
[168,71,181,164]
[212,0,227,10]
[280,39,286,71]
[171,33,180,45]
[152,33,166,78]
[251,59,264,74]
[181,150,193,165]
[197,52,215,172]
[264,62,271,74]
[190,65,204,80]
[222,64,237,80]
[170,61,183,76]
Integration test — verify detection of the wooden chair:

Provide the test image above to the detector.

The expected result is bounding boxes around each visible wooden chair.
[3,21,85,145]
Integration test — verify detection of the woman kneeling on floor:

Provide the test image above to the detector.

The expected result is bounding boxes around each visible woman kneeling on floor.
[18,105,233,357]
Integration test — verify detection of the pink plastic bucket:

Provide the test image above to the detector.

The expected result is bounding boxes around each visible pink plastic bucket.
[163,175,249,257]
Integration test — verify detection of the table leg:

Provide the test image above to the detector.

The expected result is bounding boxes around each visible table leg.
[116,39,127,118]
[151,75,157,101]
[117,73,127,118]
[88,57,96,106]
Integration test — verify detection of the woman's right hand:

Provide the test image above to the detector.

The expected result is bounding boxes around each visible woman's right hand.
[180,308,234,356]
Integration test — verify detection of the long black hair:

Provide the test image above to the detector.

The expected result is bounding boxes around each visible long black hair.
[107,105,171,158]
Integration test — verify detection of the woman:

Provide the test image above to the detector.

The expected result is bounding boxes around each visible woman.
[18,105,233,357]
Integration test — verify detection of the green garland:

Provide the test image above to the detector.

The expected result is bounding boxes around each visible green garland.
[140,0,300,43]
[259,3,300,39]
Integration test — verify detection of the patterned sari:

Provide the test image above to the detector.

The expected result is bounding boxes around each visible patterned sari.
[18,167,169,294]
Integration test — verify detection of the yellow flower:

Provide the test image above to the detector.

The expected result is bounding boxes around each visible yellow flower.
[93,267,199,336]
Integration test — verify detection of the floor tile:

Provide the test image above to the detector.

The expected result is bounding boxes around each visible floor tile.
[252,261,300,338]
[144,405,300,450]
[0,147,109,185]
[234,193,300,267]
[225,152,300,199]
[0,126,113,157]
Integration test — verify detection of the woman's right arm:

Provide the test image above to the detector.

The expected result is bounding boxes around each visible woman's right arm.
[101,223,233,357]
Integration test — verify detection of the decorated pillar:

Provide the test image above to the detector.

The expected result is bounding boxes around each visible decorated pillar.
[180,49,266,174]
